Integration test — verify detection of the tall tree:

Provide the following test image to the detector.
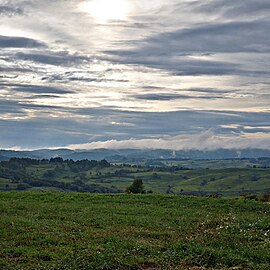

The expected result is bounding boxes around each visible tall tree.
[126,179,145,194]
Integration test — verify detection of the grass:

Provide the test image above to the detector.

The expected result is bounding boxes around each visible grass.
[0,192,269,269]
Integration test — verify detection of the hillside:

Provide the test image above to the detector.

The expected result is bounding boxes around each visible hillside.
[1,158,270,196]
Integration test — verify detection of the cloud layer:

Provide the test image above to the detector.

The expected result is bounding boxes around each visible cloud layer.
[68,130,270,151]
[0,0,269,150]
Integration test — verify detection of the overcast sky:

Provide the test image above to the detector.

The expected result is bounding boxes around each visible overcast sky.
[0,0,270,150]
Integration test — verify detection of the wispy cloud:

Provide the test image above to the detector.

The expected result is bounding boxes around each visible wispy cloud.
[0,35,45,48]
[0,83,74,94]
[13,51,90,66]
[133,93,226,101]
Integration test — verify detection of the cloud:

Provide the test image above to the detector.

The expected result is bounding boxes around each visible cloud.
[0,35,45,48]
[0,5,24,17]
[0,0,269,150]
[67,130,270,151]
[0,66,34,73]
[9,84,74,94]
[0,107,269,149]
[0,82,73,94]
[145,21,270,54]
[41,71,129,84]
[104,12,270,76]
[14,51,89,66]
[191,0,270,18]
[28,94,61,99]
[187,88,233,94]
[0,117,92,150]
[133,93,225,101]
[139,86,234,95]
[0,99,62,115]
[56,108,270,138]
[103,53,239,76]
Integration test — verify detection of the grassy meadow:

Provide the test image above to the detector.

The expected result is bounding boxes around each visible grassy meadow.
[0,192,269,270]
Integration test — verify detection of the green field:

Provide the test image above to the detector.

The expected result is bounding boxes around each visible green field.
[0,192,269,270]
[1,158,270,196]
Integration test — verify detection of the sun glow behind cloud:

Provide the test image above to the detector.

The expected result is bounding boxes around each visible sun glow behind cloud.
[80,0,132,22]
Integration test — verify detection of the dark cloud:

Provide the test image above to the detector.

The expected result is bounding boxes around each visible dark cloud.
[191,0,270,17]
[0,118,92,149]
[103,53,240,76]
[1,108,270,149]
[104,19,270,75]
[0,66,34,73]
[0,99,63,115]
[0,100,26,114]
[152,20,270,54]
[120,19,270,56]
[14,51,90,66]
[67,77,129,83]
[187,88,233,94]
[10,84,74,94]
[133,93,225,101]
[72,108,270,137]
[0,35,45,48]
[28,94,62,99]
[0,5,24,17]
[41,73,129,83]
[140,86,234,95]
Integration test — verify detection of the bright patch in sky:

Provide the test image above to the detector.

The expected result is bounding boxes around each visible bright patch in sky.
[81,0,131,22]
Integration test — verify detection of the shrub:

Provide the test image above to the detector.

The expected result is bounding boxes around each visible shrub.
[241,193,258,201]
[259,193,270,202]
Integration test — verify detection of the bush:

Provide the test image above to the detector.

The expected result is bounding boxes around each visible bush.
[208,193,220,198]
[259,193,270,202]
[241,193,270,202]
[241,193,258,201]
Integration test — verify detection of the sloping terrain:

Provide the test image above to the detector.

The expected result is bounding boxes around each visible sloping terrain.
[0,158,269,196]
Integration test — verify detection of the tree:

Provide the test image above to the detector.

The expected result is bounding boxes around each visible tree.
[126,179,145,194]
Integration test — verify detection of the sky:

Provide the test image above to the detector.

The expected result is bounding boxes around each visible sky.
[0,0,270,150]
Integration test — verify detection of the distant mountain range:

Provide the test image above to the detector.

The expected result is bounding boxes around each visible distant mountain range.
[1,148,270,162]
